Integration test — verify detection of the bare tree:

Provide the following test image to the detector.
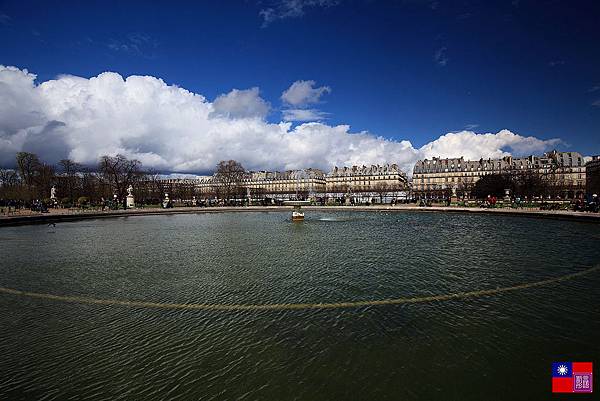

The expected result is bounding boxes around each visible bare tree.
[15,152,41,198]
[0,169,19,187]
[34,163,55,200]
[144,168,164,204]
[457,179,474,200]
[80,167,102,204]
[214,160,245,201]
[374,182,390,203]
[98,155,143,208]
[251,186,267,201]
[0,169,20,200]
[58,159,82,203]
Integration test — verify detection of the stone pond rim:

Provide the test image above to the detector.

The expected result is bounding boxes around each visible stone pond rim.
[1,205,600,227]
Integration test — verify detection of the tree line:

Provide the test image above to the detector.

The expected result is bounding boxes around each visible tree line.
[470,170,582,200]
[0,152,247,208]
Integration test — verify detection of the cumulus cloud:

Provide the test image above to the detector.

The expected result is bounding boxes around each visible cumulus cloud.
[212,87,270,119]
[281,80,331,122]
[419,130,561,161]
[0,65,562,176]
[282,108,329,122]
[281,80,331,106]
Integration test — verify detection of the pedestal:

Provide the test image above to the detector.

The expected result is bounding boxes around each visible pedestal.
[450,187,458,205]
[126,195,135,208]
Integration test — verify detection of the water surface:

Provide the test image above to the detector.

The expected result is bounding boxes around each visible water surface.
[1,211,599,400]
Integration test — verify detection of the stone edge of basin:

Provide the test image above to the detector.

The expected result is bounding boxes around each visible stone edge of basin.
[1,205,600,227]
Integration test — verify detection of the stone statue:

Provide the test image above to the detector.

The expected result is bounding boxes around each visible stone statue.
[504,188,511,203]
[126,185,135,208]
[163,193,171,209]
[449,186,458,204]
[50,186,56,199]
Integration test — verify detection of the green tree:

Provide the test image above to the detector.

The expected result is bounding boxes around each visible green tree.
[514,171,546,199]
[472,174,513,199]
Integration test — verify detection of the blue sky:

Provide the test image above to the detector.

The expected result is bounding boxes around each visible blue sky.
[0,0,599,172]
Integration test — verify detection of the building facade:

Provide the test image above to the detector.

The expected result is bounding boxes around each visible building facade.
[156,164,409,201]
[325,164,408,195]
[242,169,326,198]
[158,170,326,200]
[158,176,213,198]
[586,156,600,196]
[412,150,586,198]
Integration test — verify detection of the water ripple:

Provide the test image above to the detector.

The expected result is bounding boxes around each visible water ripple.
[1,211,599,400]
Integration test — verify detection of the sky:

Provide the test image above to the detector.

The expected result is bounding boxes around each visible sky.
[1,0,599,175]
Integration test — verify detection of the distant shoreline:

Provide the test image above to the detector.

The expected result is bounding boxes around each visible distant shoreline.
[1,205,600,227]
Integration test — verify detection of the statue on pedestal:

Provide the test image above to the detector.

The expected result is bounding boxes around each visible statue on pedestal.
[163,193,171,208]
[50,185,58,207]
[450,186,458,204]
[126,185,135,208]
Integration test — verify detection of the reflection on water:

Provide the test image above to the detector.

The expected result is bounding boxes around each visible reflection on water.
[0,211,599,400]
[316,217,350,222]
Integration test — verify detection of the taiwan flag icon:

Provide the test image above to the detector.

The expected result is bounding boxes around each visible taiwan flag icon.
[552,362,593,393]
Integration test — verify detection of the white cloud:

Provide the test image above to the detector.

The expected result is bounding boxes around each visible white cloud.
[281,80,331,106]
[434,46,448,66]
[259,0,339,27]
[0,13,10,25]
[212,87,270,119]
[281,80,331,122]
[107,32,158,58]
[419,130,562,161]
[0,66,562,176]
[282,108,329,122]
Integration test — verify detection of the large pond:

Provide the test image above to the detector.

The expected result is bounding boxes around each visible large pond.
[0,211,599,400]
